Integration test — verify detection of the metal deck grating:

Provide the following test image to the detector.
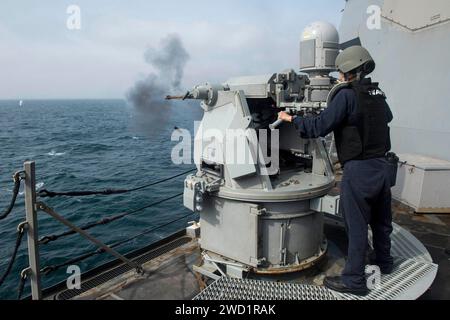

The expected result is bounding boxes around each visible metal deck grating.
[333,258,438,300]
[194,278,337,301]
[368,223,432,263]
[390,224,433,263]
[195,221,438,301]
[195,257,437,301]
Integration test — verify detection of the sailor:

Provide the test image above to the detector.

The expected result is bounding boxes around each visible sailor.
[278,46,397,296]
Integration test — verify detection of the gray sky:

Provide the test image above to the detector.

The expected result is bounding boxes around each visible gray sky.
[0,0,344,99]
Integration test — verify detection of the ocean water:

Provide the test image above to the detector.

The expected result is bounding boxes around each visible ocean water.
[0,99,200,299]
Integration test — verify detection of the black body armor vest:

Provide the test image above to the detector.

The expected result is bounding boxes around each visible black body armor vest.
[334,79,391,165]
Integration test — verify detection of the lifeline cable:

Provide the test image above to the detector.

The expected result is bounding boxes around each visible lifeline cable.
[37,168,195,198]
[38,193,183,245]
[0,223,26,287]
[0,172,24,221]
[17,271,28,300]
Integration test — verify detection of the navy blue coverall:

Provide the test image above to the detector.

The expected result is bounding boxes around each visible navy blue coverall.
[293,87,395,289]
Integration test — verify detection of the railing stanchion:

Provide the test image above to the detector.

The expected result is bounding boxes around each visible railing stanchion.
[24,161,42,300]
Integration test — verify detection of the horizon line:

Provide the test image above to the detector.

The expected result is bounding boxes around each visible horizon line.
[0,98,127,101]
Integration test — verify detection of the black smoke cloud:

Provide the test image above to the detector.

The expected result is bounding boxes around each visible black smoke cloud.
[127,34,190,134]
[143,35,189,90]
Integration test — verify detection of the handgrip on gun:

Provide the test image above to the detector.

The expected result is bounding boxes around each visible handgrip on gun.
[269,119,284,131]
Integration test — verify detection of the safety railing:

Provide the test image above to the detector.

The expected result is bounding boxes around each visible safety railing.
[0,161,196,300]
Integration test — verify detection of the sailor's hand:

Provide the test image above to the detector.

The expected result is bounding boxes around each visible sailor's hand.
[278,112,294,123]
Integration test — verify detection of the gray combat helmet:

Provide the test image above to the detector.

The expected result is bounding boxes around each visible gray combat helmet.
[335,45,376,75]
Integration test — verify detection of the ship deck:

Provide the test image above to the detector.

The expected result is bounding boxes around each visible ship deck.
[40,198,449,301]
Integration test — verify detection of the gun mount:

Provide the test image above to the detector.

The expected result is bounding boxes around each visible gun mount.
[178,22,340,276]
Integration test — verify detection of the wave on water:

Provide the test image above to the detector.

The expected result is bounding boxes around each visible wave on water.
[47,150,66,157]
[70,143,116,153]
[117,135,141,141]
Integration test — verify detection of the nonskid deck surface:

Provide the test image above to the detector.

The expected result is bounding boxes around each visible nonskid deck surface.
[49,234,202,300]
[47,202,448,300]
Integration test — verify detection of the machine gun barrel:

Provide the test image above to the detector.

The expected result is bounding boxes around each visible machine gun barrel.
[165,83,220,107]
[165,95,184,100]
[165,91,192,101]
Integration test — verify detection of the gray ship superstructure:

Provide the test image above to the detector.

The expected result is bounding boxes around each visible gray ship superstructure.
[340,0,450,161]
